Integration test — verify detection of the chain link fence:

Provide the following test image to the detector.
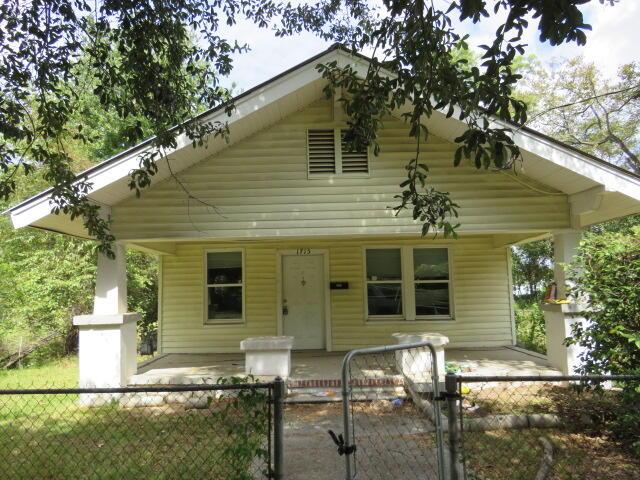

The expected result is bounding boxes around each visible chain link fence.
[0,379,285,480]
[338,342,446,480]
[448,374,640,480]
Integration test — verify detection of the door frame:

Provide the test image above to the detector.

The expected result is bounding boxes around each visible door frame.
[276,249,332,352]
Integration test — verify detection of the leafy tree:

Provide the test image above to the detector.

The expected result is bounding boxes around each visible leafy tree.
[511,239,553,299]
[507,52,640,352]
[0,59,160,360]
[0,178,158,360]
[0,169,95,357]
[525,57,640,173]
[511,237,553,354]
[127,251,158,344]
[0,0,609,254]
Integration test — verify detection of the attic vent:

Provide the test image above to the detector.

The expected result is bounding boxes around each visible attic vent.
[341,131,369,173]
[308,129,336,175]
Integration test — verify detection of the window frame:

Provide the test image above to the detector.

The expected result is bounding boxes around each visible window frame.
[203,248,246,325]
[412,247,453,320]
[363,246,454,322]
[363,247,405,320]
[306,127,370,179]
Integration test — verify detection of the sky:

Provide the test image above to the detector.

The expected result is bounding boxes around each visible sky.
[218,0,639,92]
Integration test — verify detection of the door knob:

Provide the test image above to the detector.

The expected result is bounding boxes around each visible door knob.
[283,299,288,316]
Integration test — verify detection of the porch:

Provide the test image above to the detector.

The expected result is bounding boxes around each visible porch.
[130,346,561,391]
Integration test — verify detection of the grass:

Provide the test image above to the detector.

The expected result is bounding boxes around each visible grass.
[0,356,79,389]
[0,356,269,479]
[0,354,155,389]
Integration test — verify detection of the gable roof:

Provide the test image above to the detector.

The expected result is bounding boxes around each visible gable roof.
[5,43,640,237]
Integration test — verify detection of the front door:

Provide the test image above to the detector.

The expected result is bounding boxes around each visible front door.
[282,254,325,350]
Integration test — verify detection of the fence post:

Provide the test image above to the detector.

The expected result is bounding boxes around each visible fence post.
[273,377,285,480]
[446,373,462,480]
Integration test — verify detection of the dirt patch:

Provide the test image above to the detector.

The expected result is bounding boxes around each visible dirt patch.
[463,428,640,480]
[459,382,640,479]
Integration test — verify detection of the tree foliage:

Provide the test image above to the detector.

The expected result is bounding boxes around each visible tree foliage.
[513,299,546,353]
[0,172,158,359]
[511,239,553,298]
[566,227,640,452]
[0,57,159,359]
[524,57,640,173]
[568,229,640,376]
[0,0,607,253]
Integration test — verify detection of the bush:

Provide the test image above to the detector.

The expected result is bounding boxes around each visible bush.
[514,299,546,354]
[568,228,640,375]
[567,226,640,453]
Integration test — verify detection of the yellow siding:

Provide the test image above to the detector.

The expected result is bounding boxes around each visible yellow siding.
[112,98,570,240]
[160,235,514,353]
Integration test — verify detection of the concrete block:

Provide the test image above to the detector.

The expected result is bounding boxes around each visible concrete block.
[240,336,294,378]
[392,332,449,391]
[543,303,588,375]
[73,313,139,391]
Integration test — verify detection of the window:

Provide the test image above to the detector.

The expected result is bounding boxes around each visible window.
[205,251,243,322]
[413,248,450,317]
[365,247,452,320]
[365,249,403,317]
[307,128,369,176]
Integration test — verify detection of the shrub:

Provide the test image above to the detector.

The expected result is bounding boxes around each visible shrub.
[567,226,640,453]
[514,299,546,354]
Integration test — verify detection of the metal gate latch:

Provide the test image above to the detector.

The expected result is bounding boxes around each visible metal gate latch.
[434,391,461,402]
[328,430,357,456]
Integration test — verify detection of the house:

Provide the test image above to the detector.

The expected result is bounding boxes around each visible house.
[5,44,640,388]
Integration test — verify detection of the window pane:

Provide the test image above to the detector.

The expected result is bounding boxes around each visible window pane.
[414,248,449,280]
[415,283,450,316]
[207,252,242,284]
[366,249,401,280]
[208,286,242,320]
[367,283,403,316]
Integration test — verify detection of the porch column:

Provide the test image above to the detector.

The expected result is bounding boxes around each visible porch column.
[73,243,139,389]
[543,230,588,375]
[551,230,582,300]
[94,244,128,315]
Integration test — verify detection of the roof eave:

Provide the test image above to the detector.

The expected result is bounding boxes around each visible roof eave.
[5,43,640,230]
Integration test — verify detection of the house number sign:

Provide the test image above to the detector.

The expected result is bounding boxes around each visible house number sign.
[296,248,311,255]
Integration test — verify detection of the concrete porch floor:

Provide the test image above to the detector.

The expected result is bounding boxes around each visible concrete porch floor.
[131,346,560,386]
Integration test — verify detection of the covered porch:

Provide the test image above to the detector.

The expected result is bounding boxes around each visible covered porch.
[130,346,561,389]
[67,232,579,391]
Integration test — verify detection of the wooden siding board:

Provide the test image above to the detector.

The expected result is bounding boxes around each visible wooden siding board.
[114,99,569,352]
[112,98,569,239]
[159,236,515,352]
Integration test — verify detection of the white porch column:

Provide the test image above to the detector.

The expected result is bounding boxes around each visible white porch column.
[94,244,128,315]
[551,230,582,300]
[543,230,588,375]
[73,243,139,390]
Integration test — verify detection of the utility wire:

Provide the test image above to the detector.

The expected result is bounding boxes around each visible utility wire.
[524,83,640,127]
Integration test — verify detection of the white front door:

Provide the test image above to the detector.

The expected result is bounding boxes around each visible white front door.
[282,254,325,350]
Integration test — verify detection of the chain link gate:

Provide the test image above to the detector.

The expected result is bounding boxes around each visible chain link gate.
[332,341,446,480]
